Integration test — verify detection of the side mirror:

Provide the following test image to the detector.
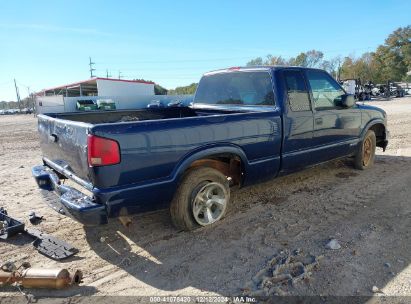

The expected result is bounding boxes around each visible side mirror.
[341,94,355,108]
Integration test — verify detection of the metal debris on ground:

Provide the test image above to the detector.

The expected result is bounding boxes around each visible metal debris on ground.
[0,262,82,289]
[0,208,25,239]
[0,208,78,260]
[28,211,43,225]
[244,249,322,297]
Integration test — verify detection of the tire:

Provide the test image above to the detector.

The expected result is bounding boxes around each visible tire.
[354,130,376,170]
[170,167,230,231]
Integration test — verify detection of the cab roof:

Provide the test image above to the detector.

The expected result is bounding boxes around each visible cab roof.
[203,66,322,76]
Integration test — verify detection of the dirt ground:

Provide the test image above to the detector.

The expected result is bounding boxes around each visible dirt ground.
[0,97,410,302]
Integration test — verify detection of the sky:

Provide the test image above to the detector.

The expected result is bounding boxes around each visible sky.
[0,0,410,101]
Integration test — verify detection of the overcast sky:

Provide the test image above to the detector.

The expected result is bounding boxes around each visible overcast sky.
[1,0,410,101]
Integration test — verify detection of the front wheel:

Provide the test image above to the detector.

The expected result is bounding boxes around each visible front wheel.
[354,130,376,170]
[170,167,230,231]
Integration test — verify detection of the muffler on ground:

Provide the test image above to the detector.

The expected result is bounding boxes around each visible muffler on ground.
[0,267,82,289]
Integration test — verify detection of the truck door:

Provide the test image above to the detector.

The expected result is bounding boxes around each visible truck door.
[281,69,316,172]
[305,70,362,163]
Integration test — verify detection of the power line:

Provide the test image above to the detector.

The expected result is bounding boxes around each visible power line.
[96,56,253,65]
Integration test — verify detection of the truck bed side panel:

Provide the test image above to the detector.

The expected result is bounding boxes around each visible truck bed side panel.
[90,110,282,216]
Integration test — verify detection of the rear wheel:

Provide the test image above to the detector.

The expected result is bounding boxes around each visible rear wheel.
[354,130,376,170]
[170,167,230,231]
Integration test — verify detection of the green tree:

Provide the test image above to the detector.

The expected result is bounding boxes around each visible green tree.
[340,53,375,83]
[246,57,264,66]
[265,55,288,66]
[168,83,198,95]
[154,84,168,95]
[372,26,411,82]
[289,52,307,67]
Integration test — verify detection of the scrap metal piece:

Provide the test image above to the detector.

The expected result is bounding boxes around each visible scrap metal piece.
[26,228,79,261]
[0,209,78,260]
[0,267,82,289]
[0,208,25,239]
[119,216,132,228]
[28,211,43,225]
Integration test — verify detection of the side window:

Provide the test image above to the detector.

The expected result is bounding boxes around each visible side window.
[284,70,311,112]
[306,70,345,110]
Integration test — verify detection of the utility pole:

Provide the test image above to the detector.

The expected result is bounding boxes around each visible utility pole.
[118,71,123,79]
[27,86,33,112]
[14,78,21,112]
[89,57,96,78]
[337,62,341,81]
[106,69,111,78]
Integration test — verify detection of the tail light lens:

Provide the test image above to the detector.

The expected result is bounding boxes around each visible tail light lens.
[87,135,120,167]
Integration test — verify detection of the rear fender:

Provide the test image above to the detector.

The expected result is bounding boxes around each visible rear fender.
[172,144,248,184]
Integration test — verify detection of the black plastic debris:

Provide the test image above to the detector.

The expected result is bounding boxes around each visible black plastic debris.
[0,208,78,261]
[28,211,44,225]
[26,228,79,261]
[0,208,25,239]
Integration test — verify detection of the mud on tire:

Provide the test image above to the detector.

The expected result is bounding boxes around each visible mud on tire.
[354,130,376,170]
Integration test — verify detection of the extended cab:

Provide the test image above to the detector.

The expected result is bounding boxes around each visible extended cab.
[32,67,388,230]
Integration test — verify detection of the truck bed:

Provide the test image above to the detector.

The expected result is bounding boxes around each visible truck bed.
[38,105,280,184]
[46,107,199,124]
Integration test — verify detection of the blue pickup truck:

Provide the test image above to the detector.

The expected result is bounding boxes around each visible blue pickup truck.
[32,66,388,230]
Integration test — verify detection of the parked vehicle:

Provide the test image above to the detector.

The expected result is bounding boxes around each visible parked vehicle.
[377,82,406,98]
[390,83,405,98]
[32,67,389,230]
[340,79,371,101]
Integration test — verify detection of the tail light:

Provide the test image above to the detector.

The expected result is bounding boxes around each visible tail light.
[87,135,120,167]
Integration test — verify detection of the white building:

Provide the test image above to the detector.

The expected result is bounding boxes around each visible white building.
[35,77,156,113]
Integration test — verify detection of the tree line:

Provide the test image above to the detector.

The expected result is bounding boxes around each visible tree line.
[246,25,411,84]
[145,25,411,95]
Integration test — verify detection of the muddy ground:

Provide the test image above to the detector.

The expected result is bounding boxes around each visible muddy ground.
[0,97,410,301]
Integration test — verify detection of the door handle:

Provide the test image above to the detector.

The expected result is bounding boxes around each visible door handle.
[315,117,323,125]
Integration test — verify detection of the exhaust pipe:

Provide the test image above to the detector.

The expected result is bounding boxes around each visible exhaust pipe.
[119,216,132,228]
[0,268,82,289]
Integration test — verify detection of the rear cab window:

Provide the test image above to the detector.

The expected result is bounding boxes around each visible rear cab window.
[194,71,275,106]
[284,70,311,112]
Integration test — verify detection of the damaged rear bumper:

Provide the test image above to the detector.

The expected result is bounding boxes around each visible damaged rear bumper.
[32,163,108,226]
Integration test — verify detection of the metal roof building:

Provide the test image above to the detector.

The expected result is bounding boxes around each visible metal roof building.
[35,77,156,113]
[37,77,155,97]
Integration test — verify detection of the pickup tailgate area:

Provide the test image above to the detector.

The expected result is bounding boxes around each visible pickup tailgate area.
[37,114,91,182]
[35,115,108,225]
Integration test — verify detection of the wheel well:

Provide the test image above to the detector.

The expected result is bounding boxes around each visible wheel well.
[369,123,386,148]
[188,154,243,186]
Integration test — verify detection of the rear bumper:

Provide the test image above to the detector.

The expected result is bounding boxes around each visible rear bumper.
[32,165,108,226]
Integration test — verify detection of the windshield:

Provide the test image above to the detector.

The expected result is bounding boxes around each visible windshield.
[194,71,275,106]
